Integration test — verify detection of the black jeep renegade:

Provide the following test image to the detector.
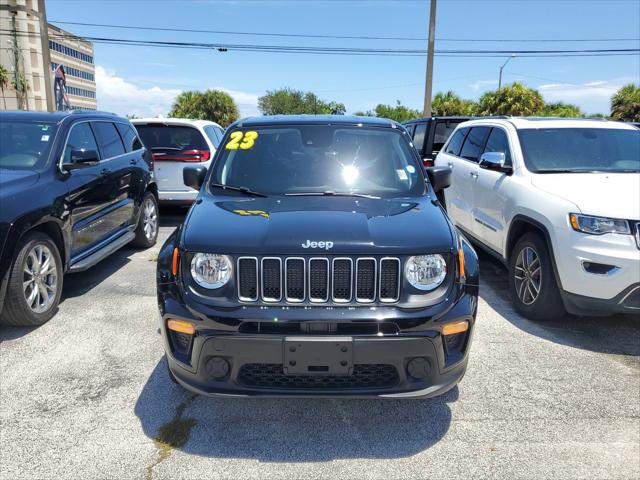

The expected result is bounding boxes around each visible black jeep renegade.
[157,115,479,398]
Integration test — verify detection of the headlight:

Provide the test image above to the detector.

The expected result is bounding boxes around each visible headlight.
[405,254,447,290]
[569,213,631,235]
[190,253,232,289]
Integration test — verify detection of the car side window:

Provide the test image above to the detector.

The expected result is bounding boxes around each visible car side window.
[483,128,512,166]
[459,127,491,162]
[405,124,415,138]
[92,122,126,159]
[412,123,427,154]
[203,125,220,148]
[116,123,143,152]
[444,127,468,156]
[215,126,224,142]
[63,123,100,164]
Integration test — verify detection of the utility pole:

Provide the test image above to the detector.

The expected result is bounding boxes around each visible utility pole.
[38,0,55,112]
[498,55,516,90]
[422,0,437,117]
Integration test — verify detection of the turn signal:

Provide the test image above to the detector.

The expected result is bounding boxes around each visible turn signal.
[167,319,195,335]
[458,247,465,279]
[171,247,179,276]
[442,320,469,336]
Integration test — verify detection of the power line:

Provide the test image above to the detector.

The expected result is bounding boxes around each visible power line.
[13,30,638,57]
[49,20,640,43]
[7,30,639,58]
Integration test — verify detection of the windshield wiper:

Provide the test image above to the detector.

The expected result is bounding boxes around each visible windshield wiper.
[284,191,381,199]
[210,183,268,197]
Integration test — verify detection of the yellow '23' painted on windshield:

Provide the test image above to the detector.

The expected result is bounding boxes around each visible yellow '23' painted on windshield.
[225,131,259,150]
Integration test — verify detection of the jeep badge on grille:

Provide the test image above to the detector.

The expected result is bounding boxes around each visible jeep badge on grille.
[301,240,334,250]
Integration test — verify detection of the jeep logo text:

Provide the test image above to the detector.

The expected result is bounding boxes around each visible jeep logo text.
[301,240,334,250]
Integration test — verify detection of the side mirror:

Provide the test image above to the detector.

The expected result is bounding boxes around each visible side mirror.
[479,152,511,173]
[183,165,207,191]
[425,166,452,192]
[63,149,99,170]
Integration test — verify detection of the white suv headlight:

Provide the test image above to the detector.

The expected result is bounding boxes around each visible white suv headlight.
[570,213,631,235]
[190,253,232,289]
[405,254,447,290]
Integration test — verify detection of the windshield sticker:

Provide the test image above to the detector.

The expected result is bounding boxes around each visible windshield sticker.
[406,165,416,174]
[226,131,259,150]
[396,169,408,181]
[41,135,50,142]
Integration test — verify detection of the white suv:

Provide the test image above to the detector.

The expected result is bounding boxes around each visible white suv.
[132,119,225,203]
[435,117,640,319]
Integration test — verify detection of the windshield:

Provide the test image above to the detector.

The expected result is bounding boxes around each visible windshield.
[211,125,423,197]
[0,121,58,169]
[518,127,640,173]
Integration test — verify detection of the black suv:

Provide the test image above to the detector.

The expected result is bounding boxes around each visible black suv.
[403,117,470,167]
[157,115,478,398]
[0,110,158,326]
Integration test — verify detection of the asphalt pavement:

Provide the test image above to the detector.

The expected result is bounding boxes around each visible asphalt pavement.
[1,207,638,480]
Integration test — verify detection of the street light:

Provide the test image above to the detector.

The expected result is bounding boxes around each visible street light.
[498,54,516,90]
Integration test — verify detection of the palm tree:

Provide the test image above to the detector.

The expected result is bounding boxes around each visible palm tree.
[610,84,640,122]
[0,65,9,110]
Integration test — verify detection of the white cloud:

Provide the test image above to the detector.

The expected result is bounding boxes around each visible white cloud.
[95,66,181,118]
[94,66,262,118]
[538,78,635,114]
[212,86,261,117]
[469,79,498,92]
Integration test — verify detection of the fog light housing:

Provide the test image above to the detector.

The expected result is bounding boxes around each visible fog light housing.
[442,320,470,366]
[205,356,230,379]
[407,357,431,380]
[167,319,195,356]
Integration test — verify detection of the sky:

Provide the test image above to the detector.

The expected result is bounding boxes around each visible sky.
[45,0,640,118]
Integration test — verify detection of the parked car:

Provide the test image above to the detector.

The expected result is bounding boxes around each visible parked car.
[157,115,479,398]
[132,118,224,204]
[402,116,471,167]
[435,117,640,320]
[0,110,158,326]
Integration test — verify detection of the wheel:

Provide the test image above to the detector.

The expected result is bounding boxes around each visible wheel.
[131,191,159,248]
[508,232,566,320]
[0,232,63,326]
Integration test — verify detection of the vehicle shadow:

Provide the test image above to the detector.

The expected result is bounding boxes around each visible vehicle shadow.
[135,359,455,461]
[478,250,640,357]
[159,205,189,228]
[61,247,138,300]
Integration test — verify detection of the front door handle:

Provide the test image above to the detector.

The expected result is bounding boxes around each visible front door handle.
[469,171,478,179]
[130,158,138,165]
[448,162,454,168]
[100,168,112,176]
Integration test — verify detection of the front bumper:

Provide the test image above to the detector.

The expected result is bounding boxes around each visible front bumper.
[159,288,476,398]
[554,229,640,312]
[157,189,198,203]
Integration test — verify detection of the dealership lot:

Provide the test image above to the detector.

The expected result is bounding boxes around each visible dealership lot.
[0,208,638,480]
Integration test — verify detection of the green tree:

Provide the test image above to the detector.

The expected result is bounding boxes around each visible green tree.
[431,91,477,116]
[610,83,640,122]
[538,102,584,118]
[477,82,544,116]
[169,89,239,127]
[258,88,345,115]
[355,100,420,122]
[0,65,9,110]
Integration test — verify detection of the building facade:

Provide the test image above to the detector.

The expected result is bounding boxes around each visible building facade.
[0,0,96,111]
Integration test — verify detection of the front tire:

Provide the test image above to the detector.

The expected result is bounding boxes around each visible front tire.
[131,191,159,248]
[0,232,63,326]
[508,233,565,320]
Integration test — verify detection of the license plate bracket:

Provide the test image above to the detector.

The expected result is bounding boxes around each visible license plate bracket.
[283,337,353,376]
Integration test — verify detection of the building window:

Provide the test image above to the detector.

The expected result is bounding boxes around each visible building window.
[49,40,94,65]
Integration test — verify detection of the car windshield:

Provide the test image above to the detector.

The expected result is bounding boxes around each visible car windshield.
[518,127,640,173]
[0,121,58,169]
[211,125,423,197]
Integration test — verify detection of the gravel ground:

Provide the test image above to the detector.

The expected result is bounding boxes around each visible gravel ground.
[1,207,638,480]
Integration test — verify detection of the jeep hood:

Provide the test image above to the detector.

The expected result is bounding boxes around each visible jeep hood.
[531,173,640,220]
[182,195,454,255]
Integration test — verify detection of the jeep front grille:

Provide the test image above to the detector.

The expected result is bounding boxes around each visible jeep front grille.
[237,256,401,304]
